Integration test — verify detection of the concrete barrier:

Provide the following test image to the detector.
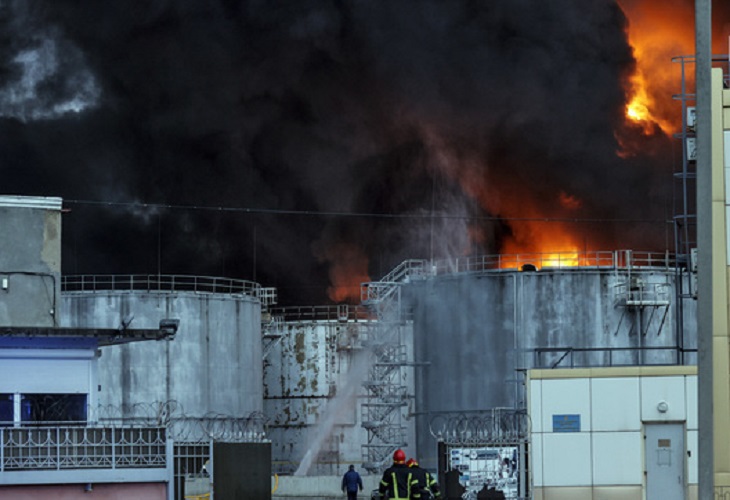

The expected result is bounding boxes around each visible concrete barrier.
[272,474,381,499]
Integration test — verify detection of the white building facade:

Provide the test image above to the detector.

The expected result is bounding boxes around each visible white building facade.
[528,366,697,500]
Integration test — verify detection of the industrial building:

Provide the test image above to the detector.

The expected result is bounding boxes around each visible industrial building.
[1,56,727,500]
[269,251,697,499]
[0,195,272,500]
[0,195,703,500]
[0,196,177,499]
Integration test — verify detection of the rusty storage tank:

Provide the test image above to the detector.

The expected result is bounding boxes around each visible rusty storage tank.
[264,305,382,475]
[59,275,272,418]
[401,250,697,471]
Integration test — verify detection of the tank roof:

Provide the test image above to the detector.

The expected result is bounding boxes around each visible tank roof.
[0,195,63,210]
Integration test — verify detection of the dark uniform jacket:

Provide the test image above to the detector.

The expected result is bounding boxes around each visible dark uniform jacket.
[379,463,421,499]
[409,466,441,498]
[342,468,363,493]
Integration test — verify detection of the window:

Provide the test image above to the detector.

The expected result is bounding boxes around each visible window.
[21,394,87,424]
[0,394,12,425]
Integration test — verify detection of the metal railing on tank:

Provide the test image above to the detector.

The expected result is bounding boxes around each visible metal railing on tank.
[531,346,697,369]
[61,274,265,299]
[428,249,676,275]
[613,280,671,306]
[366,251,679,285]
[268,304,374,323]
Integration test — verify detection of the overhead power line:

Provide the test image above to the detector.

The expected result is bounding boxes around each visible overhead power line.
[63,198,667,224]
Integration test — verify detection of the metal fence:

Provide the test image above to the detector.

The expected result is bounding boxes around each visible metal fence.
[174,441,212,500]
[0,426,166,471]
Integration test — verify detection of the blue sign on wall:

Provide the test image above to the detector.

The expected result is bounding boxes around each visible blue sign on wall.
[552,414,580,432]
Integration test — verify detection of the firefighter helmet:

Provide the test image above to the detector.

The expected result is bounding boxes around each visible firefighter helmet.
[406,458,418,467]
[393,449,406,463]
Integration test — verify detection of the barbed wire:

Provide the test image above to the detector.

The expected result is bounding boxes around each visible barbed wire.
[87,401,269,443]
[428,409,530,446]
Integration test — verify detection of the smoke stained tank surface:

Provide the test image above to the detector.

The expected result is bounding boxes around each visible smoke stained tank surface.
[60,275,264,418]
[404,254,695,471]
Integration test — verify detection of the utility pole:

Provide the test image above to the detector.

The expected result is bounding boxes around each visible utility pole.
[695,0,713,498]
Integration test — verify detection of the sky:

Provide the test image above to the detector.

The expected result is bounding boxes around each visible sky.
[0,0,728,306]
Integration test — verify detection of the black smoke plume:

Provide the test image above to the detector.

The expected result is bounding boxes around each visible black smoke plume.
[0,0,721,305]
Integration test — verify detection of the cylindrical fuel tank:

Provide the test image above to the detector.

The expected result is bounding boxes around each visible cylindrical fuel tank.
[406,263,696,471]
[264,305,377,475]
[59,276,264,418]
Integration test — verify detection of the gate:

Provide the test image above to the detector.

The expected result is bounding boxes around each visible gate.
[175,441,213,500]
[430,409,529,500]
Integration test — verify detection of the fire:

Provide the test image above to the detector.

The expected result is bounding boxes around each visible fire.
[623,70,675,137]
[424,130,589,269]
[617,0,695,143]
[316,242,371,303]
[558,191,582,211]
[625,78,653,128]
[491,185,585,268]
[499,219,582,270]
[618,1,730,144]
[324,3,730,293]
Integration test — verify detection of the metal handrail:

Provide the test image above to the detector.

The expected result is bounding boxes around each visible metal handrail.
[268,304,374,322]
[362,250,681,288]
[532,345,696,369]
[428,250,676,275]
[61,274,262,297]
[379,259,430,284]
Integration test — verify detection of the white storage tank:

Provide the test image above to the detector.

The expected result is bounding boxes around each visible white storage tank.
[60,275,266,418]
[402,251,697,472]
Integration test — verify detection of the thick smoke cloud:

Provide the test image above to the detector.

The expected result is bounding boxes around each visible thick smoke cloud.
[0,0,701,305]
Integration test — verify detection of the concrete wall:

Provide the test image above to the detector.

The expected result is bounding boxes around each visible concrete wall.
[272,474,381,499]
[61,290,263,418]
[528,366,697,500]
[0,195,62,327]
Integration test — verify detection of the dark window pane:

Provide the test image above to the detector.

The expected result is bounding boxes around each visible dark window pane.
[0,394,13,425]
[21,394,87,424]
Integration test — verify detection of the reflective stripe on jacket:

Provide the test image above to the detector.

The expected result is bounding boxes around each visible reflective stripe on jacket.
[409,466,441,498]
[379,463,421,499]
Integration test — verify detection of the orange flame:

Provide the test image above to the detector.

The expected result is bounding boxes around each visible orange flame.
[617,0,694,146]
[499,220,582,269]
[424,129,588,267]
[559,191,582,211]
[625,73,665,135]
[486,186,585,268]
[317,242,371,303]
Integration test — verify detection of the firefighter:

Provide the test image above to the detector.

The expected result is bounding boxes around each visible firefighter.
[379,449,421,499]
[406,458,441,499]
